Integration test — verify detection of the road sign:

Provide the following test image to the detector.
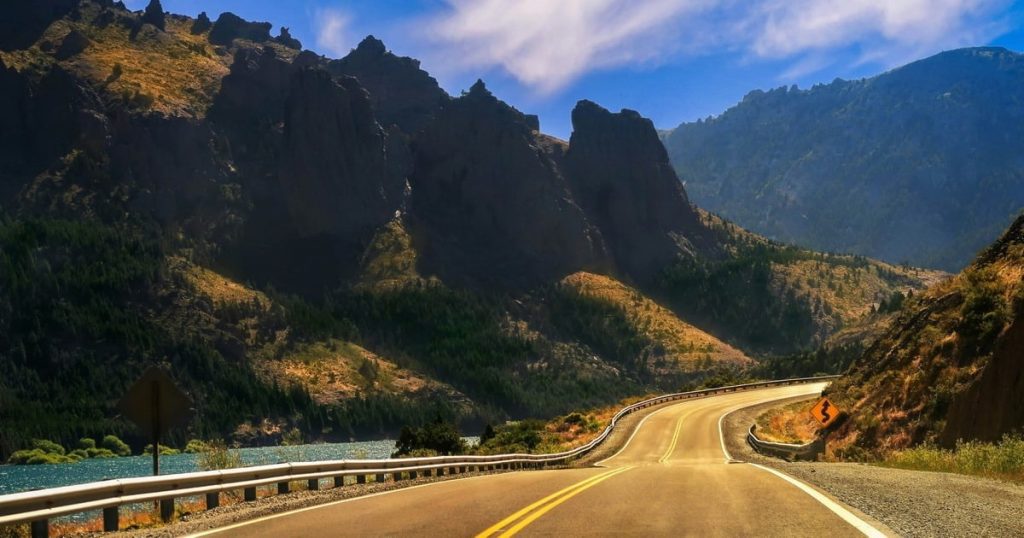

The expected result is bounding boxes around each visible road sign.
[118,366,193,475]
[810,397,840,428]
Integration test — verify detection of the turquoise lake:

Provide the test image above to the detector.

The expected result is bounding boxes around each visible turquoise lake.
[0,438,477,496]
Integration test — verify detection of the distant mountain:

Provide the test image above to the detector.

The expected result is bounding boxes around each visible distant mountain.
[663,47,1024,272]
[828,213,1024,454]
[0,0,937,456]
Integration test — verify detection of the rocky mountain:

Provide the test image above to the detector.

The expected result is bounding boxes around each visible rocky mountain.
[663,47,1024,272]
[0,0,936,457]
[827,214,1024,456]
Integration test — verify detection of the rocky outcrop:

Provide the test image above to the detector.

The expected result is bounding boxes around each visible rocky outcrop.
[0,0,78,51]
[275,27,301,49]
[565,100,714,282]
[208,12,271,46]
[55,28,90,60]
[140,0,165,31]
[190,11,211,34]
[408,81,609,288]
[328,36,449,134]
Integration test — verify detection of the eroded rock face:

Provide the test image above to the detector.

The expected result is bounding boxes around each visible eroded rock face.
[208,47,405,292]
[190,11,211,34]
[208,12,271,46]
[0,0,78,51]
[408,81,609,288]
[0,63,91,203]
[565,100,714,282]
[140,0,164,31]
[328,36,450,135]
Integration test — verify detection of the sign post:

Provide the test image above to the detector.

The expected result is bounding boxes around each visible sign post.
[117,366,193,476]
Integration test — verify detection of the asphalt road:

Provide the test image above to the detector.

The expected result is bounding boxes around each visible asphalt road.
[193,383,883,537]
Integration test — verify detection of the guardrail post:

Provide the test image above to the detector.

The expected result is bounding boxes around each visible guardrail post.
[461,465,468,473]
[103,506,119,531]
[357,474,367,484]
[244,487,257,502]
[308,479,320,491]
[376,473,386,483]
[160,498,174,522]
[409,470,418,479]
[31,520,47,538]
[205,492,219,510]
[277,482,290,495]
[334,476,344,488]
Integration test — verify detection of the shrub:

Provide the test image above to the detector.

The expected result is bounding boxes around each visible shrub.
[69,449,89,460]
[184,439,211,454]
[281,428,304,446]
[394,417,467,457]
[77,438,97,450]
[9,449,76,465]
[958,268,1010,354]
[101,435,132,457]
[143,444,180,456]
[31,439,65,456]
[86,448,117,458]
[196,440,241,470]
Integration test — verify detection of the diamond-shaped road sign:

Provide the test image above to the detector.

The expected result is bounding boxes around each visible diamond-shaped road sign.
[117,366,193,475]
[118,366,193,435]
[810,397,840,428]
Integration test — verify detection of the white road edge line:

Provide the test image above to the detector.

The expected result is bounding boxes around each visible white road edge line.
[594,402,678,467]
[183,473,500,538]
[748,463,886,538]
[716,393,887,538]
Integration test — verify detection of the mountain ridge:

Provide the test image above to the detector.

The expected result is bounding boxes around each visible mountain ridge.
[663,46,1024,272]
[0,0,939,457]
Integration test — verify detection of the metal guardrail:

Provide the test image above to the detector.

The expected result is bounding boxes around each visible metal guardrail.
[0,375,838,536]
[746,424,826,461]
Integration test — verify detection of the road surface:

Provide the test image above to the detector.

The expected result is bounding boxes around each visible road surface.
[192,383,883,537]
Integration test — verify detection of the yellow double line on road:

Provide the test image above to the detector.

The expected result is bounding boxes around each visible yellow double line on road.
[475,466,635,537]
[658,414,685,463]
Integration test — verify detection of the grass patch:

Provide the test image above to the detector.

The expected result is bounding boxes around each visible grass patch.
[881,435,1024,482]
[754,400,821,444]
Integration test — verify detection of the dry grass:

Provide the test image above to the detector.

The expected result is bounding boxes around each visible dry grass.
[254,339,465,406]
[771,259,947,325]
[754,399,822,444]
[559,272,751,369]
[358,218,428,291]
[881,436,1024,483]
[59,14,231,118]
[183,259,270,309]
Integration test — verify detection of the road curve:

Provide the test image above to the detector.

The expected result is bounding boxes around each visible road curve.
[191,383,881,537]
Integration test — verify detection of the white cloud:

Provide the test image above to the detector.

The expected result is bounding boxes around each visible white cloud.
[422,0,1012,92]
[315,8,354,58]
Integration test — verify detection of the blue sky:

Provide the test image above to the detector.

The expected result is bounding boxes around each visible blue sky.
[130,0,1024,139]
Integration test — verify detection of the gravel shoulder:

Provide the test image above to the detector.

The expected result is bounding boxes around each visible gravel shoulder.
[723,397,1024,538]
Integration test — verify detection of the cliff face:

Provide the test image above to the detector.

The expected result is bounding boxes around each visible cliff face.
[408,81,610,289]
[208,47,406,291]
[565,101,716,282]
[328,36,450,135]
[828,215,1024,454]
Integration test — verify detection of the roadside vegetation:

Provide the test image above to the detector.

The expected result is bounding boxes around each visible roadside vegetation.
[881,435,1024,483]
[753,400,822,444]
